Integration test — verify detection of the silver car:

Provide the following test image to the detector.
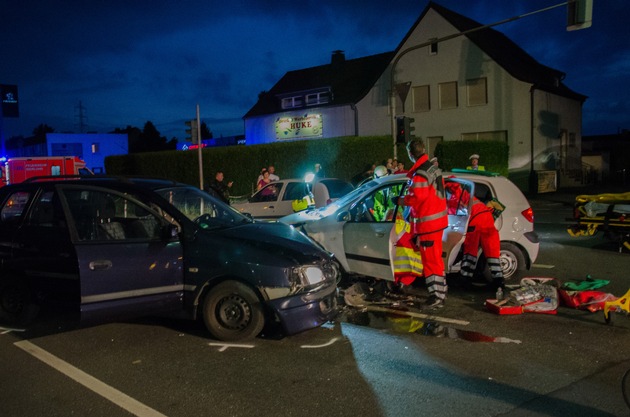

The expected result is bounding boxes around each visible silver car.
[231,177,354,221]
[279,172,539,283]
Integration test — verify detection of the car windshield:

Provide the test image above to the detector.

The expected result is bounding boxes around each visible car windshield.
[155,186,251,230]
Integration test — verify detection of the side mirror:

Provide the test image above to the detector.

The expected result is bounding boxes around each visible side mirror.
[337,211,351,222]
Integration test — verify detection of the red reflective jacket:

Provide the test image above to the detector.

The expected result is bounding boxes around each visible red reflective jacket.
[402,154,448,235]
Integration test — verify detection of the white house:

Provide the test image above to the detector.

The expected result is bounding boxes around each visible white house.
[244,2,586,191]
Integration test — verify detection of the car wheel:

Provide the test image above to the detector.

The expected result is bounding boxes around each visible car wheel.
[0,278,39,325]
[479,242,527,284]
[202,281,265,341]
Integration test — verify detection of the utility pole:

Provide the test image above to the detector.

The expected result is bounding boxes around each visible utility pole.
[74,100,88,133]
[196,105,204,190]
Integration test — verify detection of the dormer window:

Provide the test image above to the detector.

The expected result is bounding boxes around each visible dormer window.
[280,88,331,109]
[281,96,304,109]
[306,91,331,106]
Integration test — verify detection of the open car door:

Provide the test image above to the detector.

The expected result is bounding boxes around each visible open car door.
[442,178,475,272]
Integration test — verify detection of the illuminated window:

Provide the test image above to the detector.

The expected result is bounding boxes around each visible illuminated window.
[466,78,487,106]
[438,82,458,109]
[91,143,100,153]
[412,85,430,112]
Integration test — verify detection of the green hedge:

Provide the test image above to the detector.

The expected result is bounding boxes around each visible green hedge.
[105,136,509,195]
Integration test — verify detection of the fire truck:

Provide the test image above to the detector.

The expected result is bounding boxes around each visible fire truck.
[0,156,93,187]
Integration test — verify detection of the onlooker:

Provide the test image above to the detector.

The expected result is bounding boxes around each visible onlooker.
[257,170,272,190]
[467,154,485,171]
[397,161,407,173]
[267,165,280,181]
[206,170,233,204]
[400,138,448,309]
[314,163,325,178]
[258,165,280,182]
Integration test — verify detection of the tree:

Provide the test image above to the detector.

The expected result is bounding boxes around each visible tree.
[200,121,213,140]
[32,124,54,143]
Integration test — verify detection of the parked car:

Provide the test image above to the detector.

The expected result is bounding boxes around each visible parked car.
[279,171,539,283]
[231,177,354,221]
[0,177,339,341]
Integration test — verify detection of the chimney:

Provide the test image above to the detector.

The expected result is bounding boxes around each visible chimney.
[331,50,345,66]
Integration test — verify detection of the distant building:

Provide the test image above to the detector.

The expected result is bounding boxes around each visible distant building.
[5,133,128,174]
[244,2,586,191]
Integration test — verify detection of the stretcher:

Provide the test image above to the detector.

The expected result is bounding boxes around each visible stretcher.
[567,191,630,252]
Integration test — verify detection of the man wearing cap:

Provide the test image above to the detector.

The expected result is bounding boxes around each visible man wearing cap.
[467,154,485,171]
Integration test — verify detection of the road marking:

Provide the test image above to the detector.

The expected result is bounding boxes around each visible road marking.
[208,342,255,352]
[14,340,166,417]
[365,305,470,326]
[533,263,555,269]
[301,337,340,348]
[1,326,25,334]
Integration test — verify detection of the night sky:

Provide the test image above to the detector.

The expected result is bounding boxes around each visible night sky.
[1,0,627,141]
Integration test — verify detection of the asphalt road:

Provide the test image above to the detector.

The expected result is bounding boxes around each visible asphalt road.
[1,190,629,417]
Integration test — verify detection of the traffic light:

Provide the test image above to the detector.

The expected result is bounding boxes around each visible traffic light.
[185,119,198,143]
[396,116,405,143]
[567,0,593,31]
[404,117,415,142]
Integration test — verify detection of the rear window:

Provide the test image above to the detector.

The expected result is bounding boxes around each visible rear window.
[320,180,353,198]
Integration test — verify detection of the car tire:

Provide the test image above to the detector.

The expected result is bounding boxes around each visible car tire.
[479,242,527,284]
[202,281,265,342]
[0,278,39,325]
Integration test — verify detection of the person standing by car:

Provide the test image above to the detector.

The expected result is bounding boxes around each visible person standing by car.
[445,181,504,290]
[401,138,448,309]
[207,170,233,204]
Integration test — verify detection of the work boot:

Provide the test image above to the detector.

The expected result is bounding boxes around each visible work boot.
[423,294,445,310]
[490,278,506,291]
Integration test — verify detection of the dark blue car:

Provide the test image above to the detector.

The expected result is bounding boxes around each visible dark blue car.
[0,177,339,341]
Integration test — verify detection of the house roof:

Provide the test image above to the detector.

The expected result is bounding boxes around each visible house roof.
[244,51,394,118]
[244,2,586,119]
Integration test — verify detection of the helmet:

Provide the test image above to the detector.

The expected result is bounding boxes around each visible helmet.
[373,165,388,179]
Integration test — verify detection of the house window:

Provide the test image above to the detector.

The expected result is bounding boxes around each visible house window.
[412,85,430,112]
[305,91,331,106]
[466,78,487,106]
[91,143,100,153]
[425,136,443,159]
[438,81,458,109]
[281,96,304,109]
[429,38,438,55]
[460,131,507,142]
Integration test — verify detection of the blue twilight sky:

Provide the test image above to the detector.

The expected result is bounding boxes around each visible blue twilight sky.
[1,0,628,141]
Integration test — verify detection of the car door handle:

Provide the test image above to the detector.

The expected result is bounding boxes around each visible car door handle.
[89,260,112,270]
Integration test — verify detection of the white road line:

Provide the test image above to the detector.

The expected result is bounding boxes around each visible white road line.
[208,342,255,352]
[14,340,167,417]
[533,263,556,269]
[1,326,25,334]
[301,337,340,348]
[365,305,470,326]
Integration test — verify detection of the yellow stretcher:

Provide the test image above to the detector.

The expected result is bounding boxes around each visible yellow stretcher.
[567,192,630,252]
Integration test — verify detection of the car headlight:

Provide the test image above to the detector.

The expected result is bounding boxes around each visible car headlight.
[290,262,338,293]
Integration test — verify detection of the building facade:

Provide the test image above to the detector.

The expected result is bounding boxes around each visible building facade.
[244,2,587,191]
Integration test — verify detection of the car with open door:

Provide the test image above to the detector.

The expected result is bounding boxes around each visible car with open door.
[279,171,539,283]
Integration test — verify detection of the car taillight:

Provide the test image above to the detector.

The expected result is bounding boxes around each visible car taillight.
[521,207,534,223]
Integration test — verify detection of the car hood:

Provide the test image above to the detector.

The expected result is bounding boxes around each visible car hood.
[206,220,331,262]
[279,206,335,226]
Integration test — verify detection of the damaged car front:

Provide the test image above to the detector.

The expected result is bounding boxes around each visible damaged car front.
[153,184,340,341]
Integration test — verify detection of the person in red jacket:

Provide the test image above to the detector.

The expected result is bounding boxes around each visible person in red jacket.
[401,138,448,309]
[445,181,504,290]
